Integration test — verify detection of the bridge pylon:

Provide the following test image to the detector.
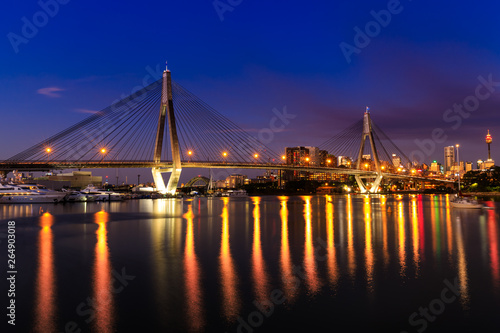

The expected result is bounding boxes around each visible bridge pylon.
[355,108,383,193]
[152,63,182,195]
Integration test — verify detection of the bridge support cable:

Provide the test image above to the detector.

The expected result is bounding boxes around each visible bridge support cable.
[318,109,415,193]
[6,80,163,164]
[170,81,280,164]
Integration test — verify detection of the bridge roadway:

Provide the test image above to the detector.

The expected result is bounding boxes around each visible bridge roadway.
[0,161,454,183]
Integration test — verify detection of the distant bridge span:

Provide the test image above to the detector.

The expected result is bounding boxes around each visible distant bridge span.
[0,161,455,184]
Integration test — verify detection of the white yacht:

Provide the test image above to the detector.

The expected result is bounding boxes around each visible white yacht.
[450,195,483,209]
[222,189,248,197]
[81,185,125,201]
[66,191,94,202]
[0,183,67,203]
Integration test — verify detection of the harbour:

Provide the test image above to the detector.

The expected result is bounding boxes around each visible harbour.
[1,194,499,332]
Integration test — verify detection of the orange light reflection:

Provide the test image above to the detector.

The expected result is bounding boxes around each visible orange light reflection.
[183,204,205,331]
[35,212,56,333]
[325,195,338,287]
[219,197,240,320]
[397,201,406,277]
[302,196,320,293]
[411,196,420,275]
[363,196,374,290]
[93,210,115,333]
[279,196,296,300]
[251,197,269,302]
[346,194,356,278]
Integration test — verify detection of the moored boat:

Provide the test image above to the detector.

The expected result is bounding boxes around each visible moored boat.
[221,189,248,197]
[450,195,483,209]
[0,183,67,203]
[80,184,126,201]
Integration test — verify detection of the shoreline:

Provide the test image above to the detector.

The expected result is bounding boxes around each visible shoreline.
[465,192,500,196]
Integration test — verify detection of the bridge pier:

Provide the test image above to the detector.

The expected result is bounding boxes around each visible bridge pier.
[152,63,182,195]
[355,109,383,193]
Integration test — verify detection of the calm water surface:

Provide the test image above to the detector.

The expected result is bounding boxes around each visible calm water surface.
[1,194,499,332]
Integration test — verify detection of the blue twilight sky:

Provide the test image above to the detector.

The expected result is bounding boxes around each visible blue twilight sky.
[1,0,500,182]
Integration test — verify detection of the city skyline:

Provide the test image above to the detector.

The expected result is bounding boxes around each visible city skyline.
[1,1,499,182]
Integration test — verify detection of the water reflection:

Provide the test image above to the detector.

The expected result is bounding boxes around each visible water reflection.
[417,196,425,264]
[346,194,356,278]
[302,196,320,293]
[454,212,470,309]
[15,194,500,332]
[183,204,204,331]
[279,196,296,300]
[34,212,56,333]
[380,195,390,267]
[93,210,115,332]
[219,197,240,320]
[325,195,338,287]
[397,201,406,277]
[251,197,270,302]
[431,196,442,259]
[410,196,420,275]
[363,196,374,289]
[486,206,500,292]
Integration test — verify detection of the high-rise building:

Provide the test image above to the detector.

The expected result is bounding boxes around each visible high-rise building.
[337,156,352,167]
[285,146,309,165]
[477,159,484,170]
[304,146,320,166]
[285,146,310,180]
[392,154,401,167]
[451,161,464,174]
[225,174,247,188]
[444,146,455,173]
[484,159,495,169]
[430,160,441,173]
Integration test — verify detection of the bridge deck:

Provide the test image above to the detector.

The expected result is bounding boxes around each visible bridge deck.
[0,161,454,183]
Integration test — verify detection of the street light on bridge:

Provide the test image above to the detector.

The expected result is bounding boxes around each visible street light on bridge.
[45,147,52,162]
[100,148,107,162]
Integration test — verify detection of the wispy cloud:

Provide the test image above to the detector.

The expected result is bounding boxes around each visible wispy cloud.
[75,108,103,115]
[37,86,65,98]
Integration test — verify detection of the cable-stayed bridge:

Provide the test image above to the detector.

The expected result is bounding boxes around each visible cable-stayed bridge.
[0,65,452,194]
